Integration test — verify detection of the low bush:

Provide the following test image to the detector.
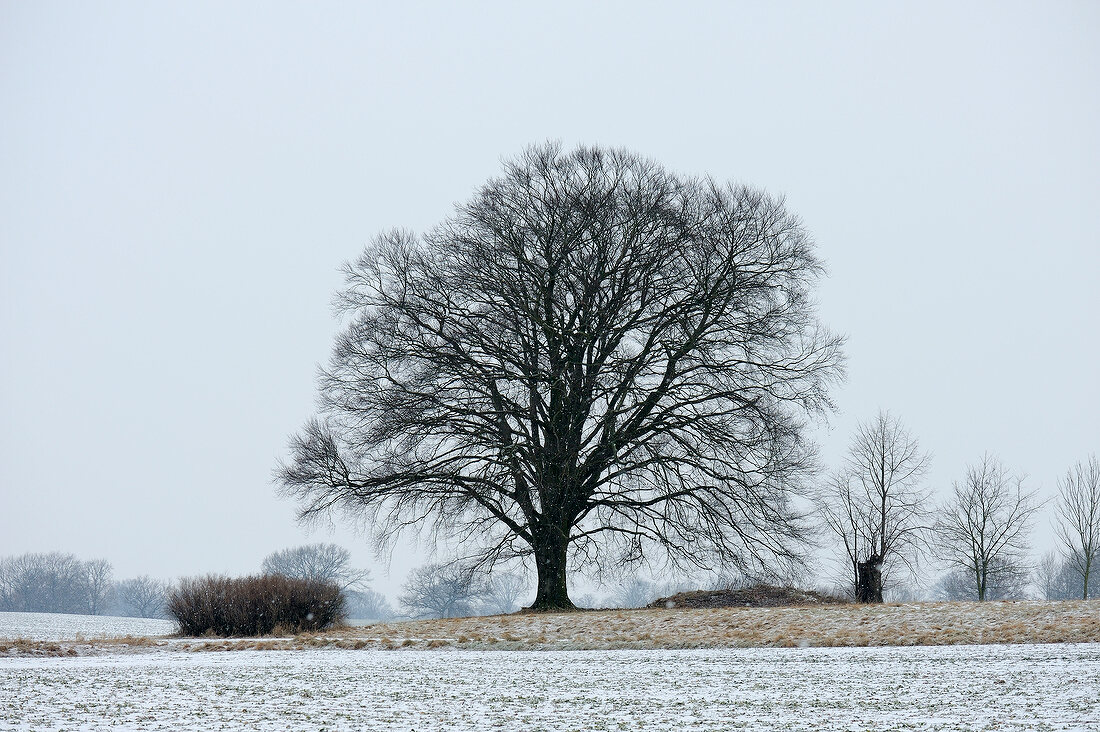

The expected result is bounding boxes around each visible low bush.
[167,574,345,637]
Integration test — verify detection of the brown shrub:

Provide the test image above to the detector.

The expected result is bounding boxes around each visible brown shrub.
[167,574,345,637]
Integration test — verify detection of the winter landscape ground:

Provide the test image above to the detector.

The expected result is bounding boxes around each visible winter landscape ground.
[2,643,1098,731]
[1,606,1098,730]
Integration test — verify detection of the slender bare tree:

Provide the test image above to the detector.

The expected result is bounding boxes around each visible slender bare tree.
[1055,454,1099,599]
[816,410,932,602]
[483,572,528,615]
[399,562,487,619]
[279,143,844,610]
[935,454,1040,601]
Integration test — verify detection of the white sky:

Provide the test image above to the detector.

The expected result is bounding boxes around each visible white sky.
[2,1,1098,599]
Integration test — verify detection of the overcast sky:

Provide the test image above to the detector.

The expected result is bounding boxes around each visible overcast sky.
[2,1,1098,599]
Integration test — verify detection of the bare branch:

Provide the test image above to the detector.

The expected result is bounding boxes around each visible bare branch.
[1055,454,1100,599]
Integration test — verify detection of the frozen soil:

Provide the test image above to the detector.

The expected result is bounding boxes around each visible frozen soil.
[2,643,1098,730]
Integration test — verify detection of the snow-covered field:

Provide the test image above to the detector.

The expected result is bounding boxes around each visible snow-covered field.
[2,643,1097,730]
[0,612,174,641]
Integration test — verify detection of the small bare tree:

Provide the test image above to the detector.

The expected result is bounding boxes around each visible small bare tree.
[816,410,932,602]
[399,562,487,619]
[116,575,170,618]
[1055,454,1099,599]
[345,588,395,620]
[935,454,1039,601]
[611,576,656,609]
[83,559,114,615]
[483,572,528,615]
[1035,550,1085,601]
[261,543,370,592]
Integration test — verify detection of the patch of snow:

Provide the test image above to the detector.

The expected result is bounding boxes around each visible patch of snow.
[0,612,174,641]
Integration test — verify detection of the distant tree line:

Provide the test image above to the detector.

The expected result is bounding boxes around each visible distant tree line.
[396,562,528,619]
[114,576,172,618]
[816,412,1098,603]
[0,552,173,618]
[0,553,113,615]
[395,562,756,617]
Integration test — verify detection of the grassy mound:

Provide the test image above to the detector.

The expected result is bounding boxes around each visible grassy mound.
[649,584,847,609]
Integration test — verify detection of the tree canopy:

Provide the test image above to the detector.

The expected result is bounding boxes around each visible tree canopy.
[279,143,844,609]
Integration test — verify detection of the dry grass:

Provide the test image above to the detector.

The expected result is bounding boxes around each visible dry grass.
[0,634,160,657]
[295,599,1100,652]
[4,600,1096,656]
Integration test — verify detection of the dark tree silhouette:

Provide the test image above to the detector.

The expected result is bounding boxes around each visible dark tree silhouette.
[279,143,844,610]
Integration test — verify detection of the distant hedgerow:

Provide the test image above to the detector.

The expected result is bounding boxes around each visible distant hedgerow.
[167,574,345,636]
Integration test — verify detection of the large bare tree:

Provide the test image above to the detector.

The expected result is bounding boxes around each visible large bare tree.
[279,143,844,610]
[816,410,932,602]
[1055,454,1100,599]
[935,454,1040,601]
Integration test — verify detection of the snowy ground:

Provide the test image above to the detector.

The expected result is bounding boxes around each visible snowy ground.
[2,643,1098,730]
[0,612,174,642]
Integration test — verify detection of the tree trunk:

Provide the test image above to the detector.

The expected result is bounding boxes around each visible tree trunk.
[855,555,883,603]
[529,527,575,611]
